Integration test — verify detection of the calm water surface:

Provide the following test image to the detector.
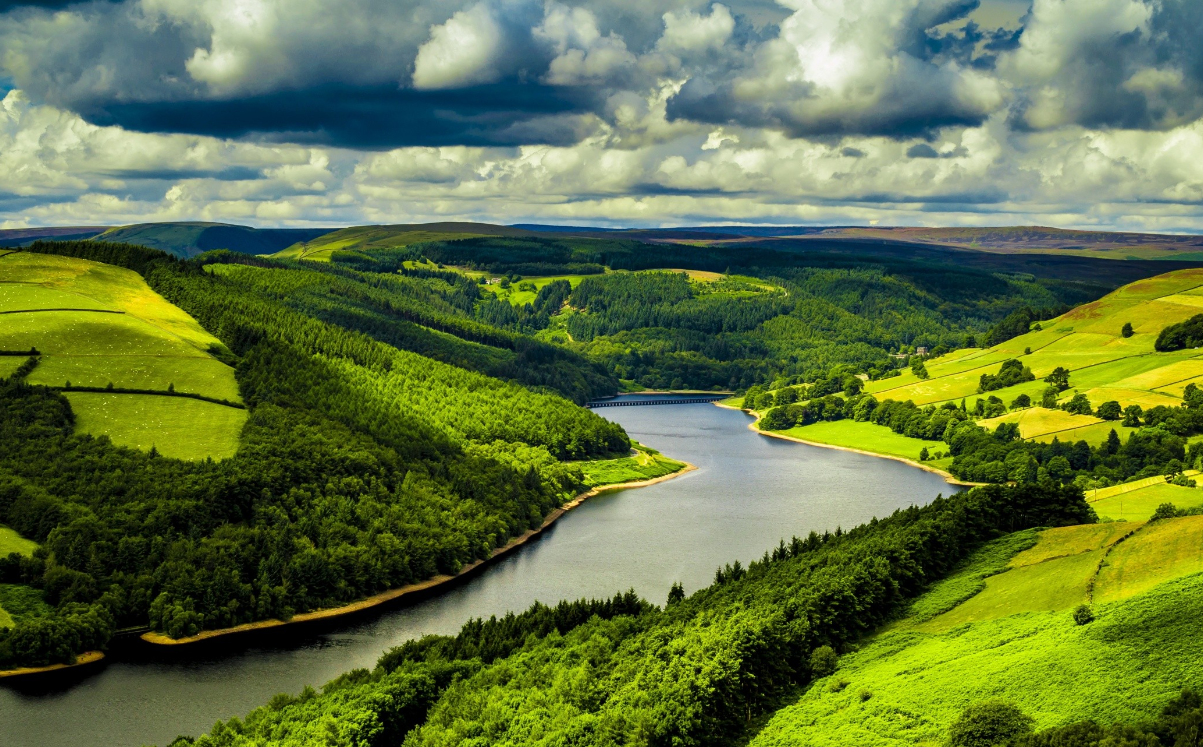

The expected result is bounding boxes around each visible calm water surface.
[0,397,958,747]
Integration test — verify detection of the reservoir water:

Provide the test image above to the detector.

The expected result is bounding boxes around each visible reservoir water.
[0,397,958,747]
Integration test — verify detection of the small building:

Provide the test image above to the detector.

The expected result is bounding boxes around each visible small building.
[916,346,929,356]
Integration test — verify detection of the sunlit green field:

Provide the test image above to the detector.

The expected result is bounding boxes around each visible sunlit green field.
[273,227,486,261]
[0,251,244,459]
[866,269,1203,414]
[0,527,42,630]
[481,274,593,307]
[749,516,1203,747]
[1089,477,1203,520]
[0,357,25,379]
[27,355,241,401]
[577,444,688,487]
[66,392,246,461]
[0,525,37,558]
[777,419,949,464]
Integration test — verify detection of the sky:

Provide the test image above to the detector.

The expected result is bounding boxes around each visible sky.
[0,0,1201,231]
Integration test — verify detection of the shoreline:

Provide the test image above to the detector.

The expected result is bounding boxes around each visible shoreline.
[0,651,105,681]
[141,463,696,648]
[728,403,976,488]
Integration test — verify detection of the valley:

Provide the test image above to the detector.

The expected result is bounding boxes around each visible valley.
[2,229,1203,747]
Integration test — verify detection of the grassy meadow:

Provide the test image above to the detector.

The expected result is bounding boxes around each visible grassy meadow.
[775,268,1203,453]
[749,516,1203,747]
[481,273,593,306]
[1086,472,1203,520]
[273,226,488,261]
[0,251,245,460]
[0,527,40,630]
[776,419,950,466]
[577,443,688,487]
[65,392,246,461]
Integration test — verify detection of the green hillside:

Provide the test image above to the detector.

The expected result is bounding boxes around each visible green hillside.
[0,250,245,459]
[273,222,535,261]
[748,516,1203,746]
[0,239,672,671]
[319,232,1128,392]
[97,222,330,258]
[758,268,1203,466]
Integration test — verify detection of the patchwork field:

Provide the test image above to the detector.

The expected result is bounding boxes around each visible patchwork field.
[749,517,1203,747]
[0,251,246,460]
[1087,473,1203,520]
[809,268,1203,448]
[867,268,1203,409]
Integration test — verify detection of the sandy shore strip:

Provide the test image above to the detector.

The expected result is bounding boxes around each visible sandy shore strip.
[0,650,105,680]
[142,463,696,647]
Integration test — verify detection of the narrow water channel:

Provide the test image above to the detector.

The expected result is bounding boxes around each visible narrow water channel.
[0,398,959,747]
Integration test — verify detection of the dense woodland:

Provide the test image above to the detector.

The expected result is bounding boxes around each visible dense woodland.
[173,482,1091,746]
[327,237,1111,391]
[0,240,629,667]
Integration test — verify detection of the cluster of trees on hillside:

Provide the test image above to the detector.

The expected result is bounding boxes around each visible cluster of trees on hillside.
[979,359,1035,392]
[196,251,616,403]
[323,237,1110,392]
[980,305,1067,347]
[947,410,1203,486]
[1156,313,1203,352]
[0,241,633,669]
[945,690,1203,747]
[751,367,1203,486]
[178,482,1091,747]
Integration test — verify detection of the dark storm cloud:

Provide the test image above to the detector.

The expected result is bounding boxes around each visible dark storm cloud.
[906,143,941,158]
[0,0,111,9]
[83,83,597,148]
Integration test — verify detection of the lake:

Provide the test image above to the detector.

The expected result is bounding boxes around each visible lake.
[0,397,958,747]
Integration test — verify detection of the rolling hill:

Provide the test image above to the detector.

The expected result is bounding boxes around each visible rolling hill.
[749,514,1203,746]
[0,226,106,247]
[95,222,331,258]
[861,268,1203,444]
[0,250,246,459]
[272,222,539,261]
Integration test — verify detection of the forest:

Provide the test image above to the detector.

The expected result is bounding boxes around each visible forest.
[324,236,1114,391]
[0,240,631,667]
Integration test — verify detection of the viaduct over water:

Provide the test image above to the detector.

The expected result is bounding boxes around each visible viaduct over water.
[586,396,728,408]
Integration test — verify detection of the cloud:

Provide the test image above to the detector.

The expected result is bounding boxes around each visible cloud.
[536,3,636,86]
[0,1,1202,232]
[413,3,506,90]
[907,143,941,158]
[667,0,1006,138]
[657,4,735,55]
[1001,0,1203,130]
